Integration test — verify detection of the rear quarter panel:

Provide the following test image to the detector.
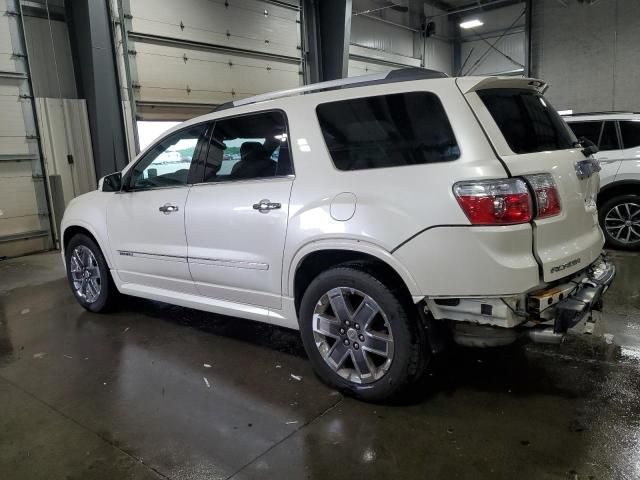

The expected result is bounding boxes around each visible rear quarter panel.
[275,79,513,297]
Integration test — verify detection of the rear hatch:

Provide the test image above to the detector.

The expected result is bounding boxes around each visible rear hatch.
[458,77,603,282]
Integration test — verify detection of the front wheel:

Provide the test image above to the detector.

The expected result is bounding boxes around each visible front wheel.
[298,264,429,402]
[599,194,640,250]
[65,234,117,312]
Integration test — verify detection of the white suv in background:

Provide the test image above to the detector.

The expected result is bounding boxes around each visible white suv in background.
[61,69,615,401]
[565,113,640,249]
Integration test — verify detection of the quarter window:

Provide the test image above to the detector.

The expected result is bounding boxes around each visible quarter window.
[129,124,207,190]
[619,121,640,149]
[316,92,460,171]
[203,111,292,183]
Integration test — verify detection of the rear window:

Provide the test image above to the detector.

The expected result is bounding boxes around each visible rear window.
[477,88,575,154]
[316,92,460,171]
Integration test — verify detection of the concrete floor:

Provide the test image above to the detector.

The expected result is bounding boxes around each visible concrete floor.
[1,251,639,480]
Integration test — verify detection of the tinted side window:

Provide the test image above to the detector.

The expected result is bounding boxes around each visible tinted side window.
[568,121,602,147]
[478,89,575,154]
[316,92,459,171]
[620,121,640,149]
[129,124,207,190]
[203,111,291,183]
[599,121,619,151]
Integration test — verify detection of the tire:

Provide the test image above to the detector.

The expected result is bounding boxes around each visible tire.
[65,234,117,312]
[599,194,640,250]
[298,263,429,402]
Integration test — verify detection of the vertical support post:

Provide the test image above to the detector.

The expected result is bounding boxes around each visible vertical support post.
[452,17,462,75]
[65,0,129,178]
[524,0,532,77]
[302,0,352,83]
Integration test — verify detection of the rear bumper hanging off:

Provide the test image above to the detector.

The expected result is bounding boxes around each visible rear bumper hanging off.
[551,256,615,333]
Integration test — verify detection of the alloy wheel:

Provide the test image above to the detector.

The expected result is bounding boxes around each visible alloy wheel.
[312,287,394,384]
[69,245,102,303]
[604,202,640,244]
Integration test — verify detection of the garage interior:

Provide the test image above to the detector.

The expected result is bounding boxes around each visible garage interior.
[1,0,640,478]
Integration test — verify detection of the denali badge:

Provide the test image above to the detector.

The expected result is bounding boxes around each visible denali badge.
[551,258,581,274]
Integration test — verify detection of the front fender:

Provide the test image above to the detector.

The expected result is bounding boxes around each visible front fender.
[61,191,113,268]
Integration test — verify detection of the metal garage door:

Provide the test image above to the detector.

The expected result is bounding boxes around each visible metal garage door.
[117,0,302,123]
[0,0,53,258]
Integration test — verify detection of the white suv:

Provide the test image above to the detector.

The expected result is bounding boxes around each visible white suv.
[565,113,640,249]
[61,69,615,401]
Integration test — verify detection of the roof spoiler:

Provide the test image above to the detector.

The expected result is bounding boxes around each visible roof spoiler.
[456,76,548,95]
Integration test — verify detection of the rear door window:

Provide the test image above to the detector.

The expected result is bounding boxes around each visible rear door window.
[568,121,602,147]
[477,88,575,154]
[202,110,292,183]
[599,121,619,151]
[316,92,460,171]
[619,121,640,149]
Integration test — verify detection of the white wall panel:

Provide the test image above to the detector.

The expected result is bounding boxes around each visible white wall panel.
[351,15,414,58]
[132,41,300,106]
[36,98,96,208]
[348,43,419,78]
[130,0,300,58]
[22,16,77,98]
[423,37,453,75]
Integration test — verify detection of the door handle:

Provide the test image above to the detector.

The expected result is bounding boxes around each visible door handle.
[159,203,179,214]
[253,199,281,213]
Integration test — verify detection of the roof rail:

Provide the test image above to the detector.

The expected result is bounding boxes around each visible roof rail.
[564,111,639,116]
[212,67,447,112]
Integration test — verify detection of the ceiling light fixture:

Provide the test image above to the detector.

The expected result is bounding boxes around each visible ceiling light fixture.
[460,19,483,29]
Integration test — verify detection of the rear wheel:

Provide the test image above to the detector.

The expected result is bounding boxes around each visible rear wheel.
[599,194,640,250]
[298,264,428,402]
[65,234,117,312]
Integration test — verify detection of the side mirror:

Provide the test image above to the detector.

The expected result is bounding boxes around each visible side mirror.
[101,172,123,192]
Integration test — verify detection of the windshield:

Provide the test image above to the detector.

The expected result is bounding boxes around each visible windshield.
[478,88,576,154]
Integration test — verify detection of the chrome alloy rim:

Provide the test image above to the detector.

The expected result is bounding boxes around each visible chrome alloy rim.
[312,287,394,384]
[604,202,640,244]
[69,245,101,303]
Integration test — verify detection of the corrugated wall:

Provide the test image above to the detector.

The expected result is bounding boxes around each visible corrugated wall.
[531,0,640,113]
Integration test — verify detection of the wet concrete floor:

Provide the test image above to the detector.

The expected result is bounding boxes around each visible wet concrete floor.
[0,251,639,479]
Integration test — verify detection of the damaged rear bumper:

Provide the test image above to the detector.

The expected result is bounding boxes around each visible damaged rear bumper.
[425,255,615,347]
[528,256,615,333]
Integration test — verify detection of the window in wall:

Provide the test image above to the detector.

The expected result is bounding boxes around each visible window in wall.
[203,111,292,183]
[316,92,459,171]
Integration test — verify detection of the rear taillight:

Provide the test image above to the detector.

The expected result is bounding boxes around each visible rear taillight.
[525,173,561,218]
[453,178,532,225]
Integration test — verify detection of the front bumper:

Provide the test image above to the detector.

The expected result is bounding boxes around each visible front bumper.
[528,256,616,333]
